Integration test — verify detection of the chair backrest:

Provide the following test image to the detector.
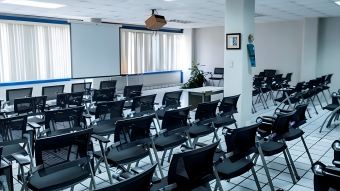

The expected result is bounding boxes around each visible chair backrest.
[316,77,323,86]
[274,74,283,85]
[57,92,84,108]
[271,111,295,140]
[214,68,224,75]
[114,115,154,151]
[95,100,125,120]
[92,88,116,103]
[44,107,84,134]
[123,85,143,100]
[285,73,292,82]
[100,80,117,89]
[94,164,157,191]
[291,104,308,128]
[161,107,190,136]
[34,129,93,178]
[131,95,156,114]
[195,100,219,121]
[307,79,316,90]
[71,82,92,93]
[264,76,273,88]
[167,141,219,191]
[325,74,333,85]
[219,95,240,115]
[253,77,264,88]
[42,85,65,101]
[331,93,340,105]
[294,82,304,93]
[6,87,33,105]
[162,90,183,108]
[224,123,260,163]
[14,96,47,114]
[0,115,29,149]
[264,70,276,77]
[258,72,265,77]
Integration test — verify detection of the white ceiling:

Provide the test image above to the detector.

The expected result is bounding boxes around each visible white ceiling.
[0,0,339,28]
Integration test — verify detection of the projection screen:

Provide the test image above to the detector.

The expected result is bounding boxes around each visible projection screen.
[70,21,121,79]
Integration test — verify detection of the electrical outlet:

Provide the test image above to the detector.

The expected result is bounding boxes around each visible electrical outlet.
[230,61,233,68]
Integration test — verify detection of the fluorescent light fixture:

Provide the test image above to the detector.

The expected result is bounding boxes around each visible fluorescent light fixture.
[335,1,340,5]
[1,0,65,8]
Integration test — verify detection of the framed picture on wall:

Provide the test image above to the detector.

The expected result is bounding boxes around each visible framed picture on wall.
[226,33,241,50]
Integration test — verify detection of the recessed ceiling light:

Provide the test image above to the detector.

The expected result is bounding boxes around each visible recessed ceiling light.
[335,1,340,5]
[1,0,65,8]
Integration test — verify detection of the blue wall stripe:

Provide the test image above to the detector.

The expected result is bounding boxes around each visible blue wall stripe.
[0,15,69,25]
[121,25,183,33]
[0,78,71,87]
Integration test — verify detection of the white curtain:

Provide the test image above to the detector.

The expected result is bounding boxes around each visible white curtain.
[0,22,71,82]
[121,29,178,74]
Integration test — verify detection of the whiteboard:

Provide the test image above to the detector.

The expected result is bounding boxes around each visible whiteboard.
[70,22,121,79]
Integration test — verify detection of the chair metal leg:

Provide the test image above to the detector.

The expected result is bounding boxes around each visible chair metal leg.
[99,142,113,184]
[136,160,140,167]
[301,136,314,166]
[167,148,173,163]
[259,93,267,110]
[282,140,300,180]
[257,147,275,191]
[316,94,323,108]
[328,89,331,97]
[251,167,262,191]
[311,99,319,114]
[161,149,167,166]
[20,166,28,191]
[282,149,297,184]
[322,91,329,105]
[88,160,97,190]
[193,138,199,149]
[94,157,104,174]
[212,166,224,191]
[150,142,165,178]
[205,183,212,191]
[71,186,74,191]
[213,129,223,150]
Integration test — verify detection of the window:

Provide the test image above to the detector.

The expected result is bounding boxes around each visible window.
[121,29,180,74]
[0,21,71,82]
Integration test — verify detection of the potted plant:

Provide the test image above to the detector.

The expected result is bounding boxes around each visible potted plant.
[181,61,207,89]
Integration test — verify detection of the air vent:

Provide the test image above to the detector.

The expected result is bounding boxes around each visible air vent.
[167,19,194,24]
[255,13,265,17]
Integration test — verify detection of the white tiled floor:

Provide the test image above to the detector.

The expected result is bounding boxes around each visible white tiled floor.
[12,86,340,190]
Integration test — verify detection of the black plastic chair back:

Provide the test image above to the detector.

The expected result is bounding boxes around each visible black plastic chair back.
[274,74,283,85]
[214,68,224,75]
[258,72,265,78]
[295,82,304,93]
[95,164,157,191]
[114,115,154,151]
[95,100,125,120]
[162,107,190,136]
[195,100,219,121]
[14,96,47,115]
[42,85,65,101]
[291,104,308,129]
[34,129,93,178]
[224,123,260,163]
[0,115,28,146]
[71,82,92,93]
[92,88,116,103]
[253,77,264,88]
[44,107,84,133]
[219,95,240,115]
[131,95,156,114]
[325,74,333,85]
[271,111,295,141]
[68,92,84,107]
[264,70,276,77]
[100,80,117,89]
[162,91,183,108]
[286,73,292,82]
[6,88,33,105]
[123,85,143,100]
[167,141,219,191]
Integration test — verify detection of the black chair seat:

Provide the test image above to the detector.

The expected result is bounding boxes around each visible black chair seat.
[285,128,304,141]
[27,166,89,191]
[258,141,287,156]
[323,104,339,111]
[89,107,96,115]
[92,125,115,136]
[216,158,254,180]
[209,77,223,80]
[3,144,26,159]
[98,146,149,166]
[189,125,215,138]
[322,86,330,90]
[212,117,236,127]
[28,117,44,125]
[154,134,187,151]
[151,177,210,191]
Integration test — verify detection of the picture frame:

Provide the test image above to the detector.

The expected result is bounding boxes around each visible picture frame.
[226,33,241,50]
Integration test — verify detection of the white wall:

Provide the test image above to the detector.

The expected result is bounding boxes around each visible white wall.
[194,20,305,86]
[317,17,340,93]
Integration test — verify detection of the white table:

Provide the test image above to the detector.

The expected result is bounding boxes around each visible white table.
[186,86,224,110]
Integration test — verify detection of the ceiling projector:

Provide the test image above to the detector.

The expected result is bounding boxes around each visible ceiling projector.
[145,9,167,30]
